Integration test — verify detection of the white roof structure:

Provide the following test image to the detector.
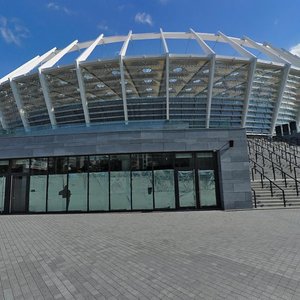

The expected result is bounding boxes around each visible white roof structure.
[1,30,300,135]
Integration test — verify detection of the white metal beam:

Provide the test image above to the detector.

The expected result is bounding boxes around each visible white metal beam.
[40,40,78,70]
[160,28,170,120]
[38,71,57,128]
[119,31,132,123]
[265,43,300,68]
[270,64,291,134]
[0,56,40,84]
[242,58,257,127]
[190,29,215,55]
[243,36,290,64]
[206,54,216,128]
[11,48,57,81]
[77,34,104,62]
[10,79,30,132]
[218,32,255,59]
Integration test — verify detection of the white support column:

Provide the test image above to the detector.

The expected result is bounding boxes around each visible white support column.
[218,32,255,59]
[10,80,30,132]
[217,33,258,128]
[190,29,215,55]
[270,64,291,135]
[243,36,290,64]
[190,29,215,128]
[38,40,78,128]
[160,28,170,120]
[0,110,7,130]
[119,31,132,123]
[206,54,216,128]
[242,58,257,127]
[76,66,90,126]
[76,34,104,127]
[38,71,57,128]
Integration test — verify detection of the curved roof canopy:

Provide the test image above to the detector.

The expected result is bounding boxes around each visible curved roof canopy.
[1,30,300,135]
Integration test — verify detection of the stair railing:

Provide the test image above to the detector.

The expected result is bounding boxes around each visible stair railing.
[252,168,286,207]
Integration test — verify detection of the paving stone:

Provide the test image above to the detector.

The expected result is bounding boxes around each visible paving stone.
[0,210,300,299]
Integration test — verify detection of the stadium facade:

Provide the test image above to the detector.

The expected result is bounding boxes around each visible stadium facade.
[0,30,299,214]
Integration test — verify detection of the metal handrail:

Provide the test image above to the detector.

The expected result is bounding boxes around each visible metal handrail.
[250,139,300,173]
[252,167,286,207]
[251,188,257,208]
[253,151,300,196]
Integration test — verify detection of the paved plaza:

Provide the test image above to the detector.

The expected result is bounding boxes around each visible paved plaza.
[1,210,300,299]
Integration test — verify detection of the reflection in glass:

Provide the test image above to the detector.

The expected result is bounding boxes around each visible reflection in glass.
[30,158,48,174]
[0,161,9,174]
[178,170,196,207]
[11,159,30,173]
[89,172,109,211]
[132,171,153,210]
[89,155,109,172]
[10,176,28,213]
[0,176,5,212]
[29,175,47,212]
[154,170,175,209]
[110,171,131,210]
[199,170,217,206]
[48,174,68,212]
[68,173,88,211]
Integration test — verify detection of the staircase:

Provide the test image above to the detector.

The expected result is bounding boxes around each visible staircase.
[248,136,300,209]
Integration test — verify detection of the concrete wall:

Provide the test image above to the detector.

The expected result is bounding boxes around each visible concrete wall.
[0,127,252,210]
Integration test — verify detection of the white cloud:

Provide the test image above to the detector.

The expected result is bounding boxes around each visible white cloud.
[134,12,153,26]
[47,2,73,15]
[290,43,300,57]
[97,22,109,32]
[0,16,29,46]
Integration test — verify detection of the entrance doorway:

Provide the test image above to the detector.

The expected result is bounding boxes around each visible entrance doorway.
[10,175,28,213]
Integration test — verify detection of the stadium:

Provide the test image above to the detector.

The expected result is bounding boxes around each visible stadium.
[0,29,299,214]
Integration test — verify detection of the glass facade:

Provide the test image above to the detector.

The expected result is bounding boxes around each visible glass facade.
[0,151,219,214]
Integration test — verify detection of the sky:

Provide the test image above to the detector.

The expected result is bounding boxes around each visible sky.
[0,0,300,77]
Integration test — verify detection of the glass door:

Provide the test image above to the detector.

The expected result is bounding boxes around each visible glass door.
[175,153,197,208]
[10,175,29,213]
[178,170,196,208]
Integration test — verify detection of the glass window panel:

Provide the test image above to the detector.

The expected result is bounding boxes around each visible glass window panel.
[29,175,47,212]
[132,171,153,210]
[131,154,152,171]
[0,160,9,174]
[30,158,48,175]
[175,153,193,169]
[110,171,131,210]
[178,170,196,207]
[199,170,217,206]
[68,156,89,173]
[110,155,130,171]
[151,153,174,170]
[48,157,68,174]
[11,159,30,173]
[48,174,68,212]
[89,155,109,172]
[0,176,5,212]
[68,173,88,211]
[89,172,109,211]
[154,170,175,209]
[197,152,216,170]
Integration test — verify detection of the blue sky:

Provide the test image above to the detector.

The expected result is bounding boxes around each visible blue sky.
[0,0,300,77]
